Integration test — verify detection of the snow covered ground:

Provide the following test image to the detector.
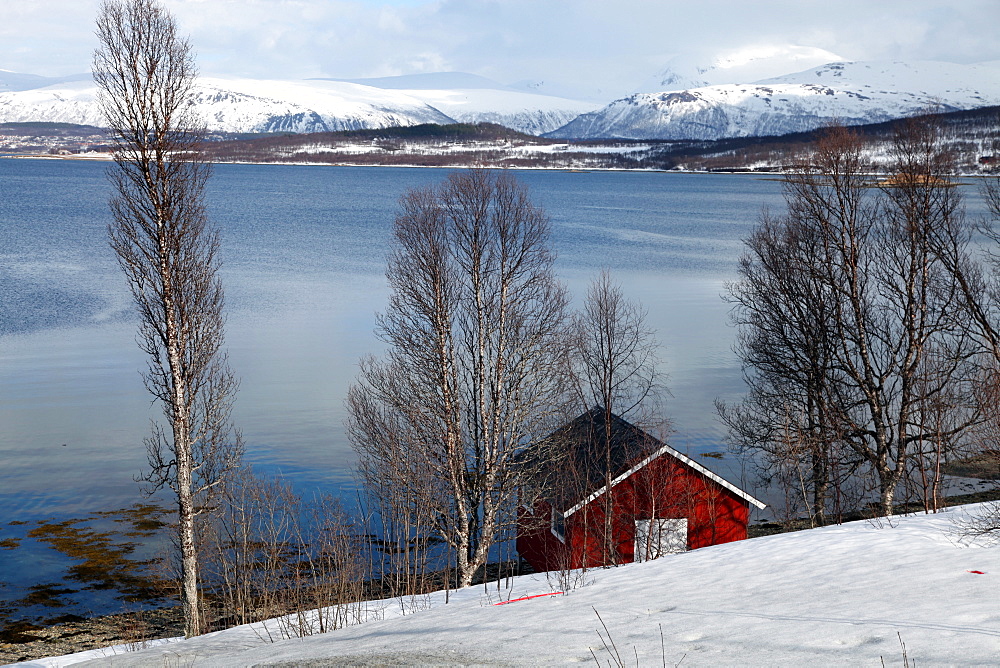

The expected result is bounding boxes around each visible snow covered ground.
[17,504,999,666]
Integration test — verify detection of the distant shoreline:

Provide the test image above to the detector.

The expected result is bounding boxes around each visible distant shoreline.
[3,154,992,181]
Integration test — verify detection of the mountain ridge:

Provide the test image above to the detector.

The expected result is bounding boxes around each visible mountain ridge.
[547,60,1000,140]
[0,72,595,136]
[2,60,997,141]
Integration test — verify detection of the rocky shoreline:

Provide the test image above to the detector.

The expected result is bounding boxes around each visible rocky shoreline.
[0,607,183,665]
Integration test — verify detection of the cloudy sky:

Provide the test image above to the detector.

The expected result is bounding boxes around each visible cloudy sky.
[5,0,999,100]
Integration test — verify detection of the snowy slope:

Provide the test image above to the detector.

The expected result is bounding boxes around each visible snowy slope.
[0,72,595,135]
[0,78,453,134]
[761,59,1000,99]
[28,504,1000,666]
[393,87,596,135]
[550,60,1000,140]
[313,72,597,135]
[0,80,104,126]
[193,78,453,133]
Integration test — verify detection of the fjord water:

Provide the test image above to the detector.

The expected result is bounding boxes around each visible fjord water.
[19,158,995,622]
[1,159,786,523]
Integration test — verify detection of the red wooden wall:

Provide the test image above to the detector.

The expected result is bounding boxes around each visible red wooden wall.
[517,453,751,572]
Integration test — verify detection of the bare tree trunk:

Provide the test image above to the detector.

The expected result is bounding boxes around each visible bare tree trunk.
[570,271,666,563]
[94,0,242,637]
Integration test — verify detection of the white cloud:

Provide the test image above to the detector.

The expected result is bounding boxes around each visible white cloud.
[4,0,999,100]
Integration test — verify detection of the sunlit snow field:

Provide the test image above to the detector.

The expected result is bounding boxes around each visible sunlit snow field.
[26,504,1000,667]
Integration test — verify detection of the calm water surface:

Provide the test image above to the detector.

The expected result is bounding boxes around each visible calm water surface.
[0,160,781,517]
[2,159,987,620]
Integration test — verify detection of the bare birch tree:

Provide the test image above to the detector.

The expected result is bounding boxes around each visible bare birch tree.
[570,271,665,561]
[719,208,848,526]
[958,150,1000,536]
[348,169,569,588]
[94,0,242,636]
[722,123,988,518]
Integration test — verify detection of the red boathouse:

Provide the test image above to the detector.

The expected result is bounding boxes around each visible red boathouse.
[517,409,766,571]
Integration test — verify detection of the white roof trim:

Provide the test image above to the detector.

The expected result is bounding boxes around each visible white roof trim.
[563,442,767,518]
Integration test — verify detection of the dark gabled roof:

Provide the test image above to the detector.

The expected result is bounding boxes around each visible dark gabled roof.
[544,407,662,492]
[531,408,766,514]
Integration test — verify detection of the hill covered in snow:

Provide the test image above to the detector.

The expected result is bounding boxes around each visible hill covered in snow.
[548,60,1000,140]
[0,72,596,137]
[28,504,1000,666]
[6,60,1000,142]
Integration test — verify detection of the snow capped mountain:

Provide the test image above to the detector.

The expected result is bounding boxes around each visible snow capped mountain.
[0,71,595,136]
[706,45,846,87]
[3,59,996,142]
[0,80,105,126]
[760,59,1000,96]
[0,77,453,133]
[194,78,454,133]
[549,60,1000,140]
